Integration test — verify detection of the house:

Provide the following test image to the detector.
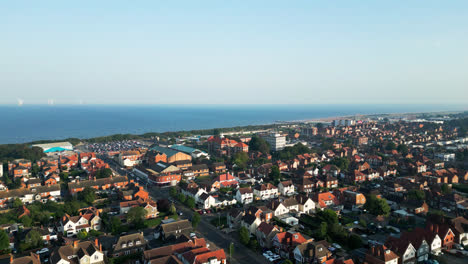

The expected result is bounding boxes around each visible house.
[227,208,244,229]
[0,184,62,207]
[155,219,193,241]
[450,217,468,245]
[109,232,146,258]
[399,228,430,263]
[313,192,340,209]
[294,240,331,264]
[198,193,217,209]
[60,210,101,237]
[241,214,262,234]
[211,173,238,190]
[278,180,295,196]
[254,183,278,200]
[67,176,129,195]
[180,248,227,264]
[272,231,308,258]
[211,162,227,173]
[365,245,399,264]
[119,183,149,201]
[256,222,279,248]
[143,237,207,263]
[295,194,316,214]
[267,200,290,217]
[295,178,314,193]
[236,187,253,204]
[50,240,104,264]
[118,150,143,167]
[189,164,209,177]
[426,223,455,249]
[385,237,416,264]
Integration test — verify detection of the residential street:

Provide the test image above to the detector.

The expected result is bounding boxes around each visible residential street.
[105,157,270,264]
[147,186,270,264]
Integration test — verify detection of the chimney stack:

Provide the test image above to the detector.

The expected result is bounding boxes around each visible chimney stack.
[94,238,99,247]
[74,240,78,248]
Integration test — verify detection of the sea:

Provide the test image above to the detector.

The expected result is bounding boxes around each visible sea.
[0,104,466,144]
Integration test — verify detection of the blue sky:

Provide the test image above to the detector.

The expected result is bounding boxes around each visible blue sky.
[1,1,467,105]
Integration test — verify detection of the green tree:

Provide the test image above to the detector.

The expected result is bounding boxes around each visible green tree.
[408,189,425,200]
[283,260,293,264]
[269,165,281,184]
[185,196,196,209]
[233,152,249,169]
[127,207,147,226]
[0,230,9,250]
[347,234,363,249]
[12,198,23,208]
[441,183,451,194]
[77,230,88,240]
[169,203,177,215]
[79,187,96,204]
[364,195,391,216]
[110,216,122,234]
[20,215,32,227]
[178,193,186,203]
[248,135,271,154]
[317,222,328,240]
[169,187,177,197]
[25,230,43,249]
[239,226,250,245]
[330,157,350,171]
[385,142,397,150]
[229,242,234,261]
[248,238,259,251]
[95,168,113,179]
[316,209,338,225]
[192,212,201,228]
[397,144,409,155]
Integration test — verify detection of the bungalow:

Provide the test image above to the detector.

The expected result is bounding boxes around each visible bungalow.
[155,219,192,241]
[108,232,146,258]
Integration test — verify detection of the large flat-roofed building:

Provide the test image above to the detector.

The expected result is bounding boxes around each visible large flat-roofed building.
[32,141,73,153]
[169,144,210,159]
[263,133,286,151]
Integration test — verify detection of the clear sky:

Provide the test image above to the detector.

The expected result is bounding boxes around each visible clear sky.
[1,1,467,105]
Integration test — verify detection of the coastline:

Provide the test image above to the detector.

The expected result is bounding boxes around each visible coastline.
[1,108,464,146]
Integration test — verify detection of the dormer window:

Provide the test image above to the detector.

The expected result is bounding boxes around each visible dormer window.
[122,243,127,248]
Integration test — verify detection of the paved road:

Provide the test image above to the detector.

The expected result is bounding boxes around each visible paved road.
[147,187,269,264]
